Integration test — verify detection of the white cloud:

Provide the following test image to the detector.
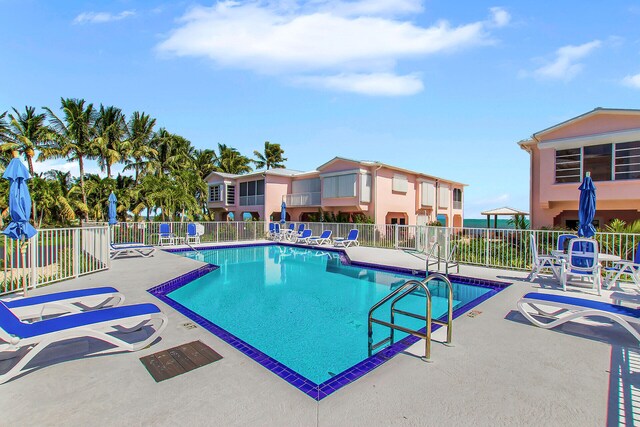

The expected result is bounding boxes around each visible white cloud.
[622,72,640,89]
[296,72,424,96]
[73,10,135,24]
[489,7,510,27]
[533,40,601,81]
[157,2,506,96]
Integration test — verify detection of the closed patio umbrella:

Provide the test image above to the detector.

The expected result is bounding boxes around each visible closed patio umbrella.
[2,154,38,295]
[108,192,118,226]
[280,201,287,224]
[578,172,596,238]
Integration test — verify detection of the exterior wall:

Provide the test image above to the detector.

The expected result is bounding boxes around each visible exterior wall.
[373,167,418,225]
[526,111,640,228]
[263,175,290,221]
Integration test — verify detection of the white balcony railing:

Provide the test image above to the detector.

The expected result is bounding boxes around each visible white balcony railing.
[453,201,462,209]
[285,192,321,207]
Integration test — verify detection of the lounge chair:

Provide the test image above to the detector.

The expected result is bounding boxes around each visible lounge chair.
[308,230,332,245]
[295,229,312,244]
[605,243,640,289]
[334,229,359,247]
[157,223,175,246]
[0,300,168,384]
[517,292,640,343]
[186,223,205,245]
[110,243,156,259]
[292,224,305,241]
[2,287,124,321]
[560,238,601,295]
[529,234,561,281]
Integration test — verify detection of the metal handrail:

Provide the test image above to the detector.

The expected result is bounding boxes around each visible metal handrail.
[367,273,454,360]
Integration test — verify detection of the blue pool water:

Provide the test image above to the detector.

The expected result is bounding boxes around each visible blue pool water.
[169,245,491,384]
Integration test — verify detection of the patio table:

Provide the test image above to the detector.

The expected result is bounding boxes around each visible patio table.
[550,250,621,263]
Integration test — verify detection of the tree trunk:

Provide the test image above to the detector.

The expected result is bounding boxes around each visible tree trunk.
[107,162,112,179]
[78,155,88,220]
[27,155,34,176]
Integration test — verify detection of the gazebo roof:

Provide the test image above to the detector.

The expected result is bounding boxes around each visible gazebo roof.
[480,206,529,216]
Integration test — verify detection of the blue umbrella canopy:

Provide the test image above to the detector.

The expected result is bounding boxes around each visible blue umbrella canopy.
[108,192,118,225]
[578,174,596,238]
[2,157,37,240]
[280,201,287,224]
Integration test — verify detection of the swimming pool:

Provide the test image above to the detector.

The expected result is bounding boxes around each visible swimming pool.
[150,244,507,399]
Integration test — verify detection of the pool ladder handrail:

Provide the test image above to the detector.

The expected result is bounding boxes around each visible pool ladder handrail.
[367,273,454,360]
[425,242,459,275]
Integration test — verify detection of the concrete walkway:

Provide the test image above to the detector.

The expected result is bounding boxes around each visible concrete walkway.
[1,242,637,426]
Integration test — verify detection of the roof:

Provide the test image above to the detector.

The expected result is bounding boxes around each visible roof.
[480,206,529,216]
[317,156,467,186]
[533,107,640,139]
[204,168,306,182]
[204,156,466,186]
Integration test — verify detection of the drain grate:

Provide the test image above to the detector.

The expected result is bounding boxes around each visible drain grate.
[140,340,222,382]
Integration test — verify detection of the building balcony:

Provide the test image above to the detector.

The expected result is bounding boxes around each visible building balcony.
[453,201,463,210]
[285,192,321,207]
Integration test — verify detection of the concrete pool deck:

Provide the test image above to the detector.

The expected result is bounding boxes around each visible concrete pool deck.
[1,241,638,426]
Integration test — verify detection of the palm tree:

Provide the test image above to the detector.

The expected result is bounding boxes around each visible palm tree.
[94,105,127,178]
[42,98,98,218]
[253,141,287,170]
[0,112,13,173]
[4,106,49,175]
[216,143,252,174]
[124,111,157,184]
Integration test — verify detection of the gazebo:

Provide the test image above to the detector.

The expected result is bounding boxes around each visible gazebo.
[480,206,529,229]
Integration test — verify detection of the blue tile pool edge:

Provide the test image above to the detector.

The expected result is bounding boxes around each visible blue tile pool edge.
[150,244,510,400]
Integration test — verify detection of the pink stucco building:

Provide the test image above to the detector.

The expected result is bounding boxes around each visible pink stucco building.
[205,157,465,226]
[519,108,640,229]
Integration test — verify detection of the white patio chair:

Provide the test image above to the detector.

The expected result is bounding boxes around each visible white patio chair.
[604,243,640,289]
[529,234,560,281]
[560,238,602,295]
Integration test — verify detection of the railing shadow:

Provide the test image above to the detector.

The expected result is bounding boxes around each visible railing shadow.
[607,345,640,426]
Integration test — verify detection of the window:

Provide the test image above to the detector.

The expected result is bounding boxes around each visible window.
[292,178,321,194]
[555,148,581,183]
[583,144,612,181]
[360,174,371,203]
[421,182,435,206]
[439,186,450,208]
[226,185,236,205]
[453,188,462,209]
[555,142,640,183]
[615,141,640,180]
[209,185,222,202]
[239,179,264,206]
[392,174,408,193]
[322,174,356,198]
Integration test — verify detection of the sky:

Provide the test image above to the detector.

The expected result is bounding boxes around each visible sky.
[1,0,640,218]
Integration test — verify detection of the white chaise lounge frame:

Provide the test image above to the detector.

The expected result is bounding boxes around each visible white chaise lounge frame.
[517,293,640,343]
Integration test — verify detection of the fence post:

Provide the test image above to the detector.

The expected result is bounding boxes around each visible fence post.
[29,235,38,289]
[394,224,399,249]
[484,229,490,267]
[73,229,80,277]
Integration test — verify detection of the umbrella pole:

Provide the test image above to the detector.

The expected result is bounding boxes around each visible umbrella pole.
[20,237,27,296]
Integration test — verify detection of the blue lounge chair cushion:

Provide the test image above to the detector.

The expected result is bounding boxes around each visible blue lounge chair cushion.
[3,287,119,309]
[0,302,161,339]
[522,292,640,319]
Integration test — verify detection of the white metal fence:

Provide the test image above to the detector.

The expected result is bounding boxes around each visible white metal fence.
[12,221,632,296]
[113,220,639,272]
[1,226,110,296]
